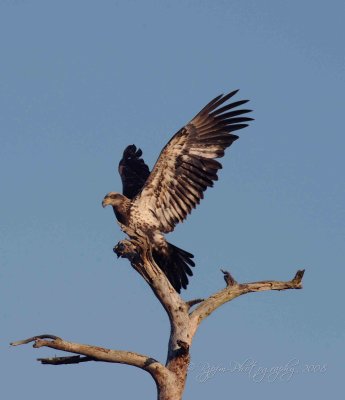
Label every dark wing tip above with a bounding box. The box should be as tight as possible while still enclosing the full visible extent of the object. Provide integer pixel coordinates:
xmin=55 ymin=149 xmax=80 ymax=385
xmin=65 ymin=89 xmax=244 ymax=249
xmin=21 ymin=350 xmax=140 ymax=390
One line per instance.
xmin=125 ymin=144 xmax=136 ymax=152
xmin=121 ymin=144 xmax=145 ymax=162
xmin=118 ymin=144 xmax=150 ymax=199
xmin=222 ymin=89 xmax=240 ymax=101
xmin=230 ymin=124 xmax=249 ymax=132
xmin=203 ymin=90 xmax=240 ymax=113
xmin=136 ymin=148 xmax=143 ymax=157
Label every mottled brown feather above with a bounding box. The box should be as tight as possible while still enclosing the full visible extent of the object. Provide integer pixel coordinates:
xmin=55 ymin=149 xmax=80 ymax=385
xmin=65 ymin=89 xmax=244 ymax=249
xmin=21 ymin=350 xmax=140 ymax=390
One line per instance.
xmin=133 ymin=91 xmax=253 ymax=233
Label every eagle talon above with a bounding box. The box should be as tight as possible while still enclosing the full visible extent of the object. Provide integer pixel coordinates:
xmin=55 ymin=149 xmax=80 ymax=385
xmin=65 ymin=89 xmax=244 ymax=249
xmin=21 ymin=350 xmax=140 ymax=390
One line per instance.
xmin=113 ymin=243 xmax=124 ymax=257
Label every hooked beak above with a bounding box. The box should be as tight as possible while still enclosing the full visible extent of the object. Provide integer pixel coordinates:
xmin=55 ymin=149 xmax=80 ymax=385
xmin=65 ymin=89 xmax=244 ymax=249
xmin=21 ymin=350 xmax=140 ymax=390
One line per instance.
xmin=102 ymin=197 xmax=112 ymax=208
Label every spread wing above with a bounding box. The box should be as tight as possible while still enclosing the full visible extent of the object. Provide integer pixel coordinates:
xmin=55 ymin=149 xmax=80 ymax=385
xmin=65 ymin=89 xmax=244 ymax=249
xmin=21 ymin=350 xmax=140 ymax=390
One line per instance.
xmin=118 ymin=144 xmax=150 ymax=199
xmin=133 ymin=90 xmax=253 ymax=233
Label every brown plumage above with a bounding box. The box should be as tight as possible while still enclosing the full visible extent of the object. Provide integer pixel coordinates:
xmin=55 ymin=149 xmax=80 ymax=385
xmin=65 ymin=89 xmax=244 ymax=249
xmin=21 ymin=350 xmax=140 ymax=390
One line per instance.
xmin=103 ymin=90 xmax=253 ymax=292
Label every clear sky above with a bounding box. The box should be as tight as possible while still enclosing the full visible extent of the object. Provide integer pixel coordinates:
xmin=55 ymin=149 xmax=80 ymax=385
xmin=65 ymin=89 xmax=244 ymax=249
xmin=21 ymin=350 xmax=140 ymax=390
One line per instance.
xmin=1 ymin=1 xmax=344 ymax=399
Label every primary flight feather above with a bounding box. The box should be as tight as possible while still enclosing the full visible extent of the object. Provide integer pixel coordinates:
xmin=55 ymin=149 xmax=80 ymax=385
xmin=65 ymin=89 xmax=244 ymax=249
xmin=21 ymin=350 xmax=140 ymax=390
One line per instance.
xmin=103 ymin=90 xmax=253 ymax=292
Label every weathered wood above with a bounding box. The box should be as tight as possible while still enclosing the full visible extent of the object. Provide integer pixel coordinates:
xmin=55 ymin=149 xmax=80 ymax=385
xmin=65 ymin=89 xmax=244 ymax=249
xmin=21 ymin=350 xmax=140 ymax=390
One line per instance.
xmin=11 ymin=238 xmax=305 ymax=400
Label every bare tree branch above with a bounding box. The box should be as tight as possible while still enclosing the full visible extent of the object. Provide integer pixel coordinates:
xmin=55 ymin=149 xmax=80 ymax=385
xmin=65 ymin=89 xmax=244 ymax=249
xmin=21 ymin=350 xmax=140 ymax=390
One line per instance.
xmin=112 ymin=239 xmax=306 ymax=399
xmin=115 ymin=237 xmax=194 ymax=398
xmin=10 ymin=334 xmax=171 ymax=387
xmin=221 ymin=269 xmax=237 ymax=286
xmin=115 ymin=238 xmax=191 ymax=353
xmin=189 ymin=269 xmax=305 ymax=334
xmin=37 ymin=355 xmax=95 ymax=365
xmin=11 ymin=334 xmax=61 ymax=346
xmin=186 ymin=298 xmax=204 ymax=309
xmin=11 ymin=237 xmax=305 ymax=400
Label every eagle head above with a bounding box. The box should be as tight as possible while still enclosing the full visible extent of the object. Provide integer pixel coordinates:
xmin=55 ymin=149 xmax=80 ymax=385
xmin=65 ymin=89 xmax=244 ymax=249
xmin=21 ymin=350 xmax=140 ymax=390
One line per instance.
xmin=102 ymin=192 xmax=126 ymax=208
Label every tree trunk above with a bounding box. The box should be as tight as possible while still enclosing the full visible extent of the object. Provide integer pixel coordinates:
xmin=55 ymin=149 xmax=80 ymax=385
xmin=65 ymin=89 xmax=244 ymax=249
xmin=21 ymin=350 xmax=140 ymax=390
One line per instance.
xmin=11 ymin=237 xmax=304 ymax=399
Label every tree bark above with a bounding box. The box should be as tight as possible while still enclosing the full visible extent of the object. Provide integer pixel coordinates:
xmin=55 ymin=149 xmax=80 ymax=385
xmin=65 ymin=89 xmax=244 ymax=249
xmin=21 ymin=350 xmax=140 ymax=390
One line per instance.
xmin=11 ymin=236 xmax=305 ymax=400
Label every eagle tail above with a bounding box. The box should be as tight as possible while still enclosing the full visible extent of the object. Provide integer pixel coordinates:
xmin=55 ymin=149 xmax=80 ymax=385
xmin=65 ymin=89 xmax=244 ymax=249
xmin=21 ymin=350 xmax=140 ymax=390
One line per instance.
xmin=152 ymin=242 xmax=195 ymax=293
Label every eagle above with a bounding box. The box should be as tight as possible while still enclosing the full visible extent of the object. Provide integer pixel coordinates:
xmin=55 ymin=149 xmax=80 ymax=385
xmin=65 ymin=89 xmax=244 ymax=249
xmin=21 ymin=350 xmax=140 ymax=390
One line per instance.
xmin=102 ymin=90 xmax=253 ymax=292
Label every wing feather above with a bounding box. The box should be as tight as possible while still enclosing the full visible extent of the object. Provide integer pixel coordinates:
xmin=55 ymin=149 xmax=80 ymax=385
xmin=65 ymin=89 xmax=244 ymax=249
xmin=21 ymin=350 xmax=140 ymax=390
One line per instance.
xmin=118 ymin=145 xmax=150 ymax=199
xmin=133 ymin=91 xmax=253 ymax=233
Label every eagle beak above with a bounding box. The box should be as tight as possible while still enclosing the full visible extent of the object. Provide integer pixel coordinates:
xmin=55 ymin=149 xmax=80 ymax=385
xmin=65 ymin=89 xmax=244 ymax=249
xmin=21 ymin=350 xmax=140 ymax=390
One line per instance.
xmin=102 ymin=197 xmax=111 ymax=208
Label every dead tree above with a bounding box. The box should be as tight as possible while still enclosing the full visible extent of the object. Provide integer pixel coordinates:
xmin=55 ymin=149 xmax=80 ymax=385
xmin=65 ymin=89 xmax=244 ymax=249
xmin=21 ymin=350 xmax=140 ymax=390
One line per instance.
xmin=11 ymin=234 xmax=304 ymax=400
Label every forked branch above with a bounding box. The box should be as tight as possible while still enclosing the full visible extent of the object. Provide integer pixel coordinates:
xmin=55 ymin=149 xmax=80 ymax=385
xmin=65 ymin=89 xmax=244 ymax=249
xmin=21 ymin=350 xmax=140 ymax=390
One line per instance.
xmin=11 ymin=238 xmax=305 ymax=400
xmin=189 ymin=269 xmax=305 ymax=334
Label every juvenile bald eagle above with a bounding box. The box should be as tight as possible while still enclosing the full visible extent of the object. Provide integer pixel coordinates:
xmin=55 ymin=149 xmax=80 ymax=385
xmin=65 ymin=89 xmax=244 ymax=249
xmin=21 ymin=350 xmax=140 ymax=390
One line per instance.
xmin=103 ymin=90 xmax=253 ymax=292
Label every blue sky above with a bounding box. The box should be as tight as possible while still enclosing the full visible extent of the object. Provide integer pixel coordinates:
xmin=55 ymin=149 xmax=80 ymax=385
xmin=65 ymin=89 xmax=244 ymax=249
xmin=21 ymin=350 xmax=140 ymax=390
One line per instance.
xmin=1 ymin=1 xmax=344 ymax=398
